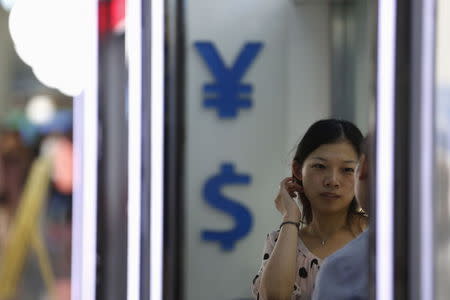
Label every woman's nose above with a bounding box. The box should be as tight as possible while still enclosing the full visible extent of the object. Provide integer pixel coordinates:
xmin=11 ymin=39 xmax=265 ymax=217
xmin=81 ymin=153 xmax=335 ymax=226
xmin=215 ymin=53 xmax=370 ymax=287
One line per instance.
xmin=324 ymin=171 xmax=340 ymax=188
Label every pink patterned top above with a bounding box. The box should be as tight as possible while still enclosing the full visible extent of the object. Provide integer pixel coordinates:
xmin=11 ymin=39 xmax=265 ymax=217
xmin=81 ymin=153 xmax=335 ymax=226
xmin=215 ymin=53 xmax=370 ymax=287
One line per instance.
xmin=251 ymin=230 xmax=322 ymax=300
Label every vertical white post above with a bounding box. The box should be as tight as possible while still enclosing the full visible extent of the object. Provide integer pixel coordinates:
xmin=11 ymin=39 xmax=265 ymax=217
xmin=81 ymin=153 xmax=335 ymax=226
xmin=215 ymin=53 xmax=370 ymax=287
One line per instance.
xmin=150 ymin=0 xmax=165 ymax=299
xmin=126 ymin=0 xmax=143 ymax=298
xmin=412 ymin=0 xmax=435 ymax=299
xmin=71 ymin=0 xmax=98 ymax=298
xmin=376 ymin=1 xmax=397 ymax=300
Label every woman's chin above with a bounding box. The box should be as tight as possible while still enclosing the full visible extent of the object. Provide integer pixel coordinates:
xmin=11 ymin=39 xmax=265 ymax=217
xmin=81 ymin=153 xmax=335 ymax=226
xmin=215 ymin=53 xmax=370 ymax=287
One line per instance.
xmin=313 ymin=204 xmax=350 ymax=216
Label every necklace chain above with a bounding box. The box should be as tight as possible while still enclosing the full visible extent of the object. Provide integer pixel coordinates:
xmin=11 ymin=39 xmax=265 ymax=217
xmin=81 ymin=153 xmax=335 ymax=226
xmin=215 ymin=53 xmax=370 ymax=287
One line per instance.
xmin=310 ymin=224 xmax=347 ymax=246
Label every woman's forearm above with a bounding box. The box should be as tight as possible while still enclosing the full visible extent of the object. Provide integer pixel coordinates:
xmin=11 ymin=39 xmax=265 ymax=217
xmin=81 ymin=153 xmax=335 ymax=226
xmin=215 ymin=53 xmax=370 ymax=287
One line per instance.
xmin=260 ymin=220 xmax=298 ymax=300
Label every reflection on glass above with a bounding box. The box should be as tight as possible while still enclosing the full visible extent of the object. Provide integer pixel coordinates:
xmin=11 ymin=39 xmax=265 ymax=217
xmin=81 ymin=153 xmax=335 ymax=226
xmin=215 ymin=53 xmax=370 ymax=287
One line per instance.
xmin=181 ymin=0 xmax=374 ymax=299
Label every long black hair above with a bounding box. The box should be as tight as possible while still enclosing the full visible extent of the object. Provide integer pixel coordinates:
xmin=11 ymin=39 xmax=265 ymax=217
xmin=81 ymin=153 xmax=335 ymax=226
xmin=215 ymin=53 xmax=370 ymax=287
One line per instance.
xmin=293 ymin=119 xmax=364 ymax=225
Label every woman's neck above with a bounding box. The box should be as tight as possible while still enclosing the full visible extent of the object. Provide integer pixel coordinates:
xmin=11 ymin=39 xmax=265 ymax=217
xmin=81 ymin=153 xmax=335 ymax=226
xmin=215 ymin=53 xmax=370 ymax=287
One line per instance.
xmin=309 ymin=210 xmax=348 ymax=238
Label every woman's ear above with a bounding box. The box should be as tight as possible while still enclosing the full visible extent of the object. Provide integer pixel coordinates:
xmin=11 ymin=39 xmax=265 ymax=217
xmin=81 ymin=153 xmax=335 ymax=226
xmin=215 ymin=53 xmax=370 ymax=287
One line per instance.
xmin=292 ymin=161 xmax=302 ymax=183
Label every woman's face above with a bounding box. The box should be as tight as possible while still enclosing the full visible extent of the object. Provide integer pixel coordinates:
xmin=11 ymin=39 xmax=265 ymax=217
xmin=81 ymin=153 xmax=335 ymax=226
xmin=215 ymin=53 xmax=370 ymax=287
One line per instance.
xmin=298 ymin=141 xmax=359 ymax=216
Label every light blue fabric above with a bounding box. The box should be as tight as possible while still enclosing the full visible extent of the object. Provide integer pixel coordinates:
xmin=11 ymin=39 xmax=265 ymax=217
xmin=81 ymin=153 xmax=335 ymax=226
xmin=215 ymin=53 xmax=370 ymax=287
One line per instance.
xmin=312 ymin=230 xmax=369 ymax=300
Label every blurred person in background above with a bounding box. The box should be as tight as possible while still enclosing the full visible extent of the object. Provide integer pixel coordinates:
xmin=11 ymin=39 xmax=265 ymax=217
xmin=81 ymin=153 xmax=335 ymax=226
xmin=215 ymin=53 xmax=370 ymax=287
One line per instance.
xmin=0 ymin=123 xmax=72 ymax=300
xmin=0 ymin=129 xmax=34 ymax=249
xmin=43 ymin=132 xmax=73 ymax=300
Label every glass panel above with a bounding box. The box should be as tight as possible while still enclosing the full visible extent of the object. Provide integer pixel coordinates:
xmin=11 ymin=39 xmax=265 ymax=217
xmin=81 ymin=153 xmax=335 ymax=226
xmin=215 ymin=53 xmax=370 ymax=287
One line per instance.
xmin=0 ymin=4 xmax=73 ymax=300
xmin=181 ymin=0 xmax=376 ymax=299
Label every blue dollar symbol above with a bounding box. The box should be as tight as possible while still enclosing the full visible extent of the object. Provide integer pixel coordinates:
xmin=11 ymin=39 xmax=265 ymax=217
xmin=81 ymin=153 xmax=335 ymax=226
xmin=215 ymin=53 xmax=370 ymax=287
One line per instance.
xmin=202 ymin=163 xmax=253 ymax=251
xmin=194 ymin=41 xmax=264 ymax=119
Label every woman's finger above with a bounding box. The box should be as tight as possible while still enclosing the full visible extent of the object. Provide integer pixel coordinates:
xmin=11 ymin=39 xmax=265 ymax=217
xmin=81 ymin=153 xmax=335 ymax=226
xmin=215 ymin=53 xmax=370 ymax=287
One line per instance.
xmin=286 ymin=182 xmax=303 ymax=193
xmin=280 ymin=177 xmax=293 ymax=187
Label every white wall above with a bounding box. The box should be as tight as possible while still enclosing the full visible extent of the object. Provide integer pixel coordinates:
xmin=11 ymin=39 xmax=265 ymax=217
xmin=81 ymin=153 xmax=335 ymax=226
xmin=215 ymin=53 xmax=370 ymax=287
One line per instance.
xmin=184 ymin=1 xmax=330 ymax=299
xmin=353 ymin=0 xmax=374 ymax=134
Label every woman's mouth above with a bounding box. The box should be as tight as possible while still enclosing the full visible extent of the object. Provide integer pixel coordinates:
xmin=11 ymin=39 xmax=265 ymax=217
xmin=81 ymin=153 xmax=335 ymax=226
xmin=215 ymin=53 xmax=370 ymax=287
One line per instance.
xmin=320 ymin=192 xmax=340 ymax=199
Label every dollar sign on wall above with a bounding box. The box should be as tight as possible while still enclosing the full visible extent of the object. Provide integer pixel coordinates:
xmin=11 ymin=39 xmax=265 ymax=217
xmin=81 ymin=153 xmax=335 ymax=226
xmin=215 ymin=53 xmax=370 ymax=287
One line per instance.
xmin=202 ymin=163 xmax=253 ymax=251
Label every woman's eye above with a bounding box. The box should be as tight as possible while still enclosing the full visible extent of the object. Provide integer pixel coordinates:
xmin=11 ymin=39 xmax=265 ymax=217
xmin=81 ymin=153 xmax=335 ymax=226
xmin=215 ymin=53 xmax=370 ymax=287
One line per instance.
xmin=312 ymin=164 xmax=325 ymax=169
xmin=344 ymin=168 xmax=355 ymax=173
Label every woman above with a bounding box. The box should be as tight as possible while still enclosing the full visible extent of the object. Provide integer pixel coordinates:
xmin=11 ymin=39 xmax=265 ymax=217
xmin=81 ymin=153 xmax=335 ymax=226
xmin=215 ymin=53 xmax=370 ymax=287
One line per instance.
xmin=251 ymin=119 xmax=368 ymax=300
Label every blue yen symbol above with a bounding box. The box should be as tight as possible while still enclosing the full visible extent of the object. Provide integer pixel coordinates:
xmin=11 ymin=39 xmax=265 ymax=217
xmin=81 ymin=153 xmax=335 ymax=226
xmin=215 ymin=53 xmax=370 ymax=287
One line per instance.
xmin=194 ymin=42 xmax=264 ymax=119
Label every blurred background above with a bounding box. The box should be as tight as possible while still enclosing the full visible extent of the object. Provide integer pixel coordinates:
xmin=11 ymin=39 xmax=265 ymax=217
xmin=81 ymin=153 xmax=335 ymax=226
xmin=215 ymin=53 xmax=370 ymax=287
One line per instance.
xmin=0 ymin=1 xmax=73 ymax=300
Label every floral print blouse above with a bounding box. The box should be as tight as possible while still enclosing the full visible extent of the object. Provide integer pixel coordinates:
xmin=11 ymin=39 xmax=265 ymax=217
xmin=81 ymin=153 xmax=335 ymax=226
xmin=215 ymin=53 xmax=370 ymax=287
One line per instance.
xmin=251 ymin=230 xmax=322 ymax=300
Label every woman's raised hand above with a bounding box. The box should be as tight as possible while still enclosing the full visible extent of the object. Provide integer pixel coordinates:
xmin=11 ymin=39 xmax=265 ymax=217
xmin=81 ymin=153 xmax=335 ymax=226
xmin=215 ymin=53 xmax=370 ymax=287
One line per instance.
xmin=275 ymin=177 xmax=302 ymax=221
